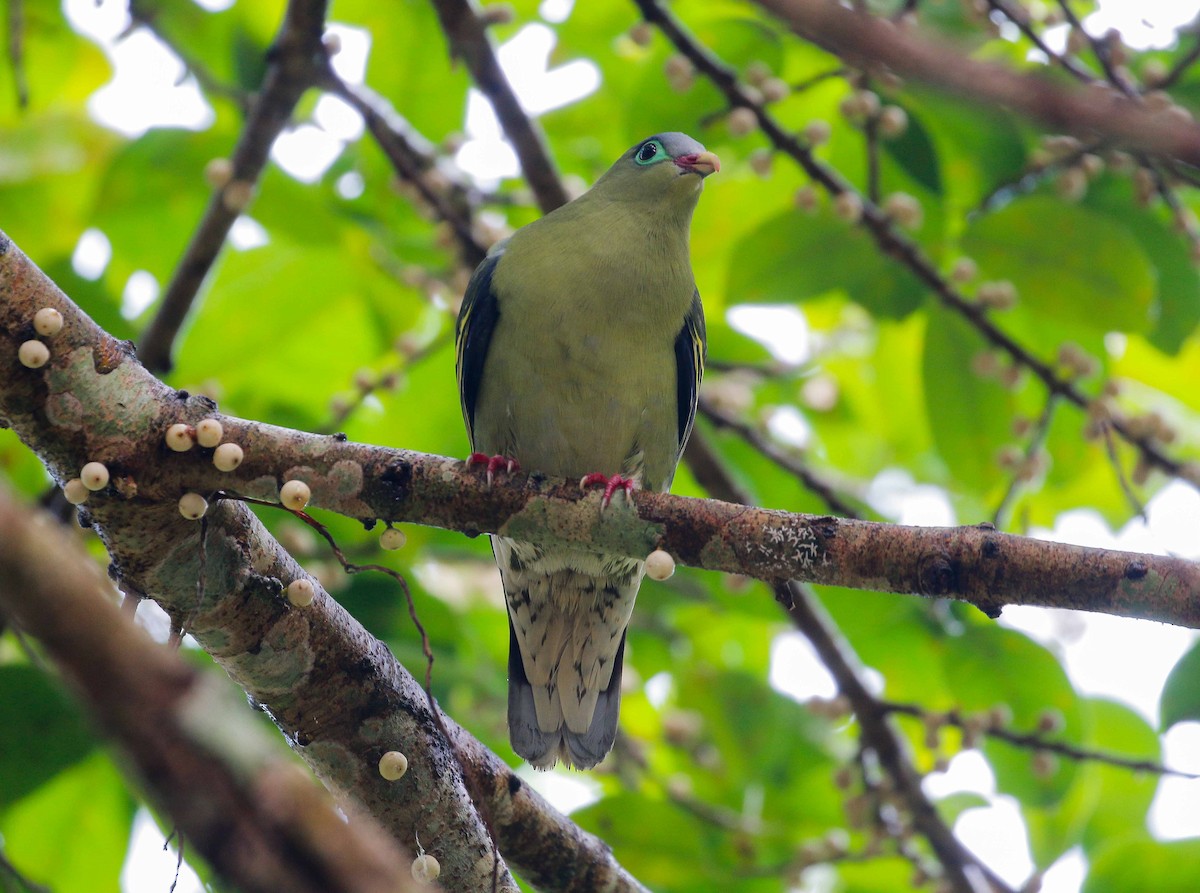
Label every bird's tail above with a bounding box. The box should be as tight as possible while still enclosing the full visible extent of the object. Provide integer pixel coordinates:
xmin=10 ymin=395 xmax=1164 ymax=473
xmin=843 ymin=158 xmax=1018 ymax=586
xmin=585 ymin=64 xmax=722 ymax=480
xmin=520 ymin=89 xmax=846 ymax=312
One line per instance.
xmin=507 ymin=617 xmax=627 ymax=769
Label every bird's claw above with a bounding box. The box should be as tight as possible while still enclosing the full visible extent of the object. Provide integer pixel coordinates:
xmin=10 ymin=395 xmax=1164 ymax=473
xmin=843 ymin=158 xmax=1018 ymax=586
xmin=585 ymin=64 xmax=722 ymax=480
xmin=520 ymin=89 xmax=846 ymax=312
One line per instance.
xmin=467 ymin=452 xmax=520 ymax=486
xmin=580 ymin=473 xmax=638 ymax=509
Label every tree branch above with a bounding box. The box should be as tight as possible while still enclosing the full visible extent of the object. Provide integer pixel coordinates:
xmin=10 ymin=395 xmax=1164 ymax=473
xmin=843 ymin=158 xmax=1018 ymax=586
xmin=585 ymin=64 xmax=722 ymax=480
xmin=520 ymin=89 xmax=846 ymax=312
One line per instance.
xmin=0 ymin=486 xmax=424 ymax=893
xmin=0 ymin=231 xmax=650 ymax=893
xmin=323 ymin=73 xmax=489 ymax=268
xmin=3 ymin=230 xmax=1198 ymax=630
xmin=753 ymin=0 xmax=1200 ymax=162
xmin=427 ymin=0 xmax=569 ymax=214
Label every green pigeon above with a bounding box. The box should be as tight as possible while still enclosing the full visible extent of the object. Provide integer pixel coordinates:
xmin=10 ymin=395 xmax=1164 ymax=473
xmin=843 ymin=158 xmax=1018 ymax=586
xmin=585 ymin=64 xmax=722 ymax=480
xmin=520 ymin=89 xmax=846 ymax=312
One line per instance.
xmin=455 ymin=133 xmax=718 ymax=769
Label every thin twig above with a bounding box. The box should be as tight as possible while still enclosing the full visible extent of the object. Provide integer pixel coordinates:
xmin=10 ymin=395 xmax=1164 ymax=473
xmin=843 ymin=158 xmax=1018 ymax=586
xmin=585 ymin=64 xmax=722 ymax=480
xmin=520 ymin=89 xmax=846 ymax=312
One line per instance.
xmin=1052 ymin=0 xmax=1137 ymax=97
xmin=992 ymin=396 xmax=1058 ymax=528
xmin=427 ymin=0 xmax=569 ymax=213
xmin=138 ymin=0 xmax=332 ymax=373
xmin=324 ymin=75 xmax=488 ymax=267
xmin=6 ymin=0 xmax=28 ymax=108
xmin=984 ymin=0 xmax=1094 ymax=83
xmin=699 ymin=397 xmax=866 ymax=519
xmin=883 ymin=700 xmax=1199 ymax=778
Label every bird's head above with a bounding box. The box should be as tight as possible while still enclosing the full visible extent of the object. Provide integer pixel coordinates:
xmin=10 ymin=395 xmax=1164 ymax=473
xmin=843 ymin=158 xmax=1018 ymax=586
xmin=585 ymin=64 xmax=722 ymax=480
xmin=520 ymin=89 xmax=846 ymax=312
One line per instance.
xmin=592 ymin=132 xmax=720 ymax=211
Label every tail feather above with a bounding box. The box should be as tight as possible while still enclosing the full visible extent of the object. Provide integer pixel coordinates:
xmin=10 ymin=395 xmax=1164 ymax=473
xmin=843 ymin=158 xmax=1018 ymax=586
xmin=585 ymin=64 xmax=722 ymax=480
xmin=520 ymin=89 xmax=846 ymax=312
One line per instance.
xmin=508 ymin=615 xmax=626 ymax=770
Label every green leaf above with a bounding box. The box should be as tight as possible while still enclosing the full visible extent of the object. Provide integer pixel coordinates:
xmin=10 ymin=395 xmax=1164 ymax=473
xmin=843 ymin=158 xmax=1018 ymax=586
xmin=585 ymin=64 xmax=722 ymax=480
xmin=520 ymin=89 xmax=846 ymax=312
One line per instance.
xmin=728 ymin=210 xmax=926 ymax=318
xmin=922 ymin=306 xmax=1015 ymax=486
xmin=1083 ymin=838 xmax=1200 ymax=893
xmin=961 ymin=196 xmax=1156 ymax=333
xmin=1084 ymin=176 xmax=1200 ymax=355
xmin=881 ymin=103 xmax=943 ymax=195
xmin=0 ymin=666 xmax=97 ymax=807
xmin=905 ymin=90 xmax=1027 ymax=211
xmin=1160 ymin=639 xmax=1200 ymax=730
xmin=0 ymin=753 xmax=134 ymax=893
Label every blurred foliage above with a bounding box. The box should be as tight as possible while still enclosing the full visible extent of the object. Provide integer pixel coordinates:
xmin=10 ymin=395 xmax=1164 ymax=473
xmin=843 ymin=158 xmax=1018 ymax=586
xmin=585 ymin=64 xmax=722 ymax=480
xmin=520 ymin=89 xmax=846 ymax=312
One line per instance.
xmin=1 ymin=1 xmax=1199 ymax=891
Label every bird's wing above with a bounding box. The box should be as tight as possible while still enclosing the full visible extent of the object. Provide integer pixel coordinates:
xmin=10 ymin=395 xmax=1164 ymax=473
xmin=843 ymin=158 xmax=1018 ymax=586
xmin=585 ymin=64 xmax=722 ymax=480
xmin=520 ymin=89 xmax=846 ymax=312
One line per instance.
xmin=673 ymin=289 xmax=707 ymax=459
xmin=455 ymin=248 xmax=505 ymax=446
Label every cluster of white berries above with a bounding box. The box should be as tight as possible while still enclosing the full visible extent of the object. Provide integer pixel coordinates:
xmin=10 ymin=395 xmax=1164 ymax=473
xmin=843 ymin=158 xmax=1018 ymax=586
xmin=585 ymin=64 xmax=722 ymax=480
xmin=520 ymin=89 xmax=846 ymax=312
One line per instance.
xmin=18 ymin=307 xmax=64 ymax=370
xmin=165 ymin=418 xmax=245 ymax=520
xmin=63 ymin=460 xmax=109 ymax=505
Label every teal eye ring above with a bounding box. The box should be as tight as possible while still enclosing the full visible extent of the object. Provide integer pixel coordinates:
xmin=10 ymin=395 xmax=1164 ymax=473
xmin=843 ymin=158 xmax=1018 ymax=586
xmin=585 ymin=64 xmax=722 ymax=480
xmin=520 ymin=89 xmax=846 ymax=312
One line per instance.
xmin=635 ymin=139 xmax=666 ymax=165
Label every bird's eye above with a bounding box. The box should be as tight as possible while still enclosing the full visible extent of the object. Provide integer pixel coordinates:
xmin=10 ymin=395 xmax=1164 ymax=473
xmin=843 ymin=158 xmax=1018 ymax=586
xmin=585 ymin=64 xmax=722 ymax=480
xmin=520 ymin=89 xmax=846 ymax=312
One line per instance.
xmin=635 ymin=141 xmax=662 ymax=165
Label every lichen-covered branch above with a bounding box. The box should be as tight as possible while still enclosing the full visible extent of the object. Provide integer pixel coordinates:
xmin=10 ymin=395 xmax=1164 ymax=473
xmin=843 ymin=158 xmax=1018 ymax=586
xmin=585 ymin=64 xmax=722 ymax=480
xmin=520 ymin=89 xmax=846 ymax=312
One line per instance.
xmin=0 ymin=231 xmax=652 ymax=893
xmin=0 ymin=486 xmax=423 ymax=893
xmin=3 ymin=230 xmax=1197 ymax=629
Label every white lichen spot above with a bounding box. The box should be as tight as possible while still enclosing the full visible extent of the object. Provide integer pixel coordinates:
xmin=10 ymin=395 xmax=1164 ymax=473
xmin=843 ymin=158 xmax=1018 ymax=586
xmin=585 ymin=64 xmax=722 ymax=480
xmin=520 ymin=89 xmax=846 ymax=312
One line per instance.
xmin=178 ymin=492 xmax=208 ymax=520
xmin=328 ymin=459 xmax=365 ymax=496
xmin=80 ymin=461 xmax=110 ymax=491
xmin=760 ymin=521 xmax=829 ymax=572
xmin=378 ymin=750 xmax=408 ymax=780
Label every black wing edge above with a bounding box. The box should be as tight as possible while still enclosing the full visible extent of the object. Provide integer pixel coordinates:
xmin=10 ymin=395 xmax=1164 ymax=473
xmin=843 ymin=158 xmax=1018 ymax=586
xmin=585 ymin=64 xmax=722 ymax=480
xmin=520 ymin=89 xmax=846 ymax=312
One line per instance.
xmin=455 ymin=250 xmax=504 ymax=444
xmin=673 ymin=290 xmax=707 ymax=457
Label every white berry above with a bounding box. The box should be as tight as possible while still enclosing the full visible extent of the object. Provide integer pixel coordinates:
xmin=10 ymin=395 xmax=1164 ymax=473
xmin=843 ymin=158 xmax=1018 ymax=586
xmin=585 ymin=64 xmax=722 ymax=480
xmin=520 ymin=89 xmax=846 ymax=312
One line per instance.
xmin=33 ymin=307 xmax=64 ymax=336
xmin=213 ymin=442 xmax=244 ymax=472
xmin=222 ymin=180 xmax=254 ymax=213
xmin=80 ymin=462 xmax=110 ymax=491
xmin=178 ymin=492 xmax=208 ymax=520
xmin=63 ymin=479 xmax=89 ymax=505
xmin=18 ymin=340 xmax=49 ymax=368
xmin=286 ymin=578 xmax=316 ymax=607
xmin=411 ymin=854 xmax=440 ymax=884
xmin=195 ymin=418 xmax=223 ymax=447
xmin=280 ymin=480 xmax=312 ymax=511
xmin=380 ymin=527 xmax=407 ymax=551
xmin=727 ymin=106 xmax=757 ymax=136
xmin=883 ymin=192 xmax=923 ymax=229
xmin=204 ymin=157 xmax=233 ymax=188
xmin=378 ymin=750 xmax=409 ymax=780
xmin=834 ymin=191 xmax=863 ymax=223
xmin=165 ymin=423 xmax=195 ymax=452
xmin=646 ymin=549 xmax=676 ymax=581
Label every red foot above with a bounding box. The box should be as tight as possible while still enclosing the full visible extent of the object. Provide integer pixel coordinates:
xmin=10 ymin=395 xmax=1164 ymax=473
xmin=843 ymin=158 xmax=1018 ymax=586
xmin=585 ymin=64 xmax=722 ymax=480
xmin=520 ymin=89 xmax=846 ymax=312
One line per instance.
xmin=467 ymin=452 xmax=520 ymax=486
xmin=580 ymin=473 xmax=638 ymax=509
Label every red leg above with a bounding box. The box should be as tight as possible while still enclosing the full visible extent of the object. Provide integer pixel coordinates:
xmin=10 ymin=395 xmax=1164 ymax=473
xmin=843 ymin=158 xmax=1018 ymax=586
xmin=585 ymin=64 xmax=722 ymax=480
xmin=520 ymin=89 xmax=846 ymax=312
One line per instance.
xmin=580 ymin=473 xmax=638 ymax=509
xmin=467 ymin=452 xmax=520 ymax=486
